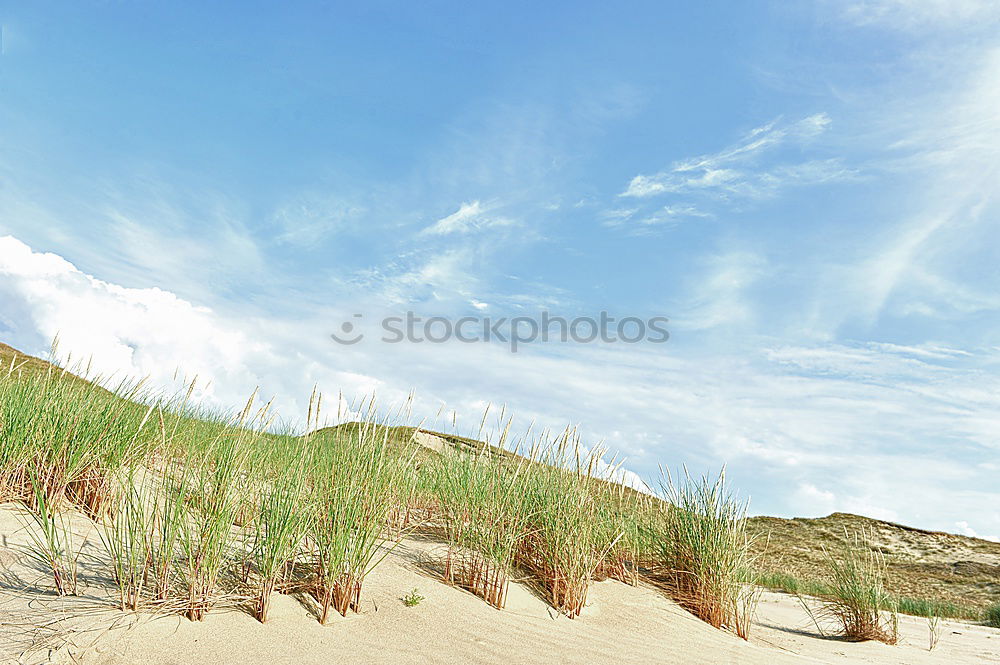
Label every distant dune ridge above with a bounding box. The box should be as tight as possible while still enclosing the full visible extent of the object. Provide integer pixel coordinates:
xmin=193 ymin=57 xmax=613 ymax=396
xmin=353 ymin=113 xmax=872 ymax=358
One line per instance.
xmin=751 ymin=512 xmax=1000 ymax=616
xmin=0 ymin=340 xmax=997 ymax=664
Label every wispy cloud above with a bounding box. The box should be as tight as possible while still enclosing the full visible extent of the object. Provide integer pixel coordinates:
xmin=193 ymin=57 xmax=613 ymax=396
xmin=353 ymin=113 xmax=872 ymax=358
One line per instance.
xmin=271 ymin=195 xmax=366 ymax=247
xmin=420 ymin=200 xmax=515 ymax=236
xmin=807 ymin=48 xmax=1000 ymax=334
xmin=378 ymin=248 xmax=482 ymax=306
xmin=600 ymin=204 xmax=711 ymax=231
xmin=639 ymin=205 xmax=713 ymax=226
xmin=675 ymin=250 xmax=768 ymax=331
xmin=839 ymin=0 xmax=1000 ymax=31
xmin=620 ymin=113 xmax=852 ymax=200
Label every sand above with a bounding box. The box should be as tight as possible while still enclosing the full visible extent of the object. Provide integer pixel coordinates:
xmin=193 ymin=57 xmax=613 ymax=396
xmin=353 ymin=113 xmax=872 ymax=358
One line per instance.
xmin=1 ymin=506 xmax=998 ymax=665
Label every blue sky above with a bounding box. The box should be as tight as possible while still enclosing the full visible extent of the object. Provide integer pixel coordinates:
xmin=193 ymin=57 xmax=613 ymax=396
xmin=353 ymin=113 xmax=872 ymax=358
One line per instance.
xmin=1 ymin=1 xmax=999 ymax=537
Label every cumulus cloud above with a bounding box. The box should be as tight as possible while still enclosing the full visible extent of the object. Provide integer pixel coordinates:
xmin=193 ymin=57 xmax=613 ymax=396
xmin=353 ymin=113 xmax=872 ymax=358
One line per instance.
xmin=955 ymin=520 xmax=1000 ymax=542
xmin=0 ymin=235 xmax=380 ymax=418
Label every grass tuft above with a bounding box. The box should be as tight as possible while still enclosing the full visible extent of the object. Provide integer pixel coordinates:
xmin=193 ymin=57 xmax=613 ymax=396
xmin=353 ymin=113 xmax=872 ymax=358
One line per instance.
xmin=986 ymin=602 xmax=1000 ymax=628
xmin=652 ymin=468 xmax=759 ymax=639
xmin=815 ymin=528 xmax=898 ymax=644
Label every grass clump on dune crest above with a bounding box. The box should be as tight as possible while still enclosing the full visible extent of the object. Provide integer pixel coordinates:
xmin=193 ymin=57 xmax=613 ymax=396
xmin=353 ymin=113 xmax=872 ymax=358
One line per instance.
xmin=516 ymin=430 xmax=623 ymax=618
xmin=308 ymin=395 xmax=413 ymax=623
xmin=433 ymin=440 xmax=529 ymax=609
xmin=653 ymin=469 xmax=759 ymax=639
xmin=0 ymin=352 xmax=158 ymax=515
xmin=178 ymin=394 xmax=266 ymax=620
xmin=755 ymin=571 xmax=983 ymax=621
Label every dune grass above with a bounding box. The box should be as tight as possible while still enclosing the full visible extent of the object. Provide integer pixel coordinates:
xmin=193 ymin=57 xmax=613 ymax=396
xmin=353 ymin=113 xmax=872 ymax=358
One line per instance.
xmin=651 ymin=469 xmax=759 ymax=639
xmin=0 ymin=354 xmax=777 ymax=632
xmin=811 ymin=528 xmax=899 ymax=644
xmin=308 ymin=396 xmax=414 ymax=622
xmin=986 ymin=602 xmax=1000 ymax=628
xmin=20 ymin=475 xmax=82 ymax=596
xmin=515 ymin=431 xmax=626 ymax=618
xmin=433 ymin=446 xmax=528 ymax=609
xmin=755 ymin=571 xmax=982 ymax=621
xmin=594 ymin=477 xmax=656 ymax=586
xmin=10 ymin=342 xmax=975 ymax=643
xmin=0 ymin=357 xmax=158 ymax=514
xmin=99 ymin=469 xmax=155 ymax=609
xmin=247 ymin=440 xmax=311 ymax=622
xmin=755 ymin=571 xmax=831 ymax=598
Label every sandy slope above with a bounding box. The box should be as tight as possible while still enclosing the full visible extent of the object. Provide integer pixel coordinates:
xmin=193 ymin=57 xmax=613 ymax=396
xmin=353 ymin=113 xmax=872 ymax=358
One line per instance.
xmin=1 ymin=507 xmax=998 ymax=665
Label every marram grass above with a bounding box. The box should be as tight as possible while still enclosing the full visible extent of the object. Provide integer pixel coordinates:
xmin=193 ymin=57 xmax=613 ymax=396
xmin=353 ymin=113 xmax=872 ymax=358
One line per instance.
xmin=0 ymin=345 xmax=844 ymax=640
xmin=651 ymin=468 xmax=759 ymax=639
xmin=814 ymin=528 xmax=899 ymax=644
xmin=985 ymin=602 xmax=1000 ymax=628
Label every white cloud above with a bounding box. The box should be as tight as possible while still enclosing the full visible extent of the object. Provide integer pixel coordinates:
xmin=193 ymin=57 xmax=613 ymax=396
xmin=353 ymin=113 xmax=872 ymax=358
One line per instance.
xmin=598 ymin=207 xmax=638 ymax=227
xmin=0 ymin=235 xmax=379 ymax=418
xmin=368 ymin=249 xmax=482 ymax=307
xmin=420 ymin=201 xmax=515 ymax=235
xmin=0 ymin=172 xmax=268 ymax=307
xmin=638 ymin=205 xmax=712 ymax=226
xmin=601 ymin=204 xmax=711 ymax=231
xmin=621 ymin=113 xmax=848 ymax=200
xmin=793 ymin=483 xmax=836 ymax=513
xmin=955 ymin=521 xmax=1000 ymax=542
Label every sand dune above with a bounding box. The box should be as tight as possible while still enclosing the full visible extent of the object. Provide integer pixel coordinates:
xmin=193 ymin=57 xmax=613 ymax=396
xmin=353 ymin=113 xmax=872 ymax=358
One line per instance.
xmin=2 ymin=507 xmax=997 ymax=665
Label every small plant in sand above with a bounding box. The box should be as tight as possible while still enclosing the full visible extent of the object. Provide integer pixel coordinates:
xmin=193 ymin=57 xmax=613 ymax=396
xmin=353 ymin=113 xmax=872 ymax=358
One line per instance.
xmin=99 ymin=470 xmax=156 ymax=610
xmin=927 ymin=615 xmax=941 ymax=651
xmin=815 ymin=528 xmax=898 ymax=644
xmin=402 ymin=588 xmax=424 ymax=607
xmin=148 ymin=458 xmax=192 ymax=603
xmin=653 ymin=468 xmax=759 ymax=640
